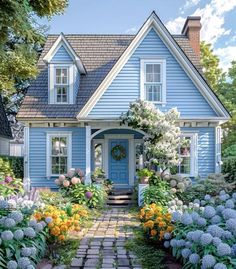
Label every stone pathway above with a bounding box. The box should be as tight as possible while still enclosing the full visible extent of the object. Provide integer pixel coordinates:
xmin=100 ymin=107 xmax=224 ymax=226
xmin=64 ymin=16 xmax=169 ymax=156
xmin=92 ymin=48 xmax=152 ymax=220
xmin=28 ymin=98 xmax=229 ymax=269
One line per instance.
xmin=70 ymin=208 xmax=142 ymax=269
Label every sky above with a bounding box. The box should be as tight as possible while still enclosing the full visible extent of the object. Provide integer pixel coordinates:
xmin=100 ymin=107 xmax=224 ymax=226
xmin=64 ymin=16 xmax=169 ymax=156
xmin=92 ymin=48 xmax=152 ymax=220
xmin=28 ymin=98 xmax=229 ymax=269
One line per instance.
xmin=40 ymin=0 xmax=236 ymax=72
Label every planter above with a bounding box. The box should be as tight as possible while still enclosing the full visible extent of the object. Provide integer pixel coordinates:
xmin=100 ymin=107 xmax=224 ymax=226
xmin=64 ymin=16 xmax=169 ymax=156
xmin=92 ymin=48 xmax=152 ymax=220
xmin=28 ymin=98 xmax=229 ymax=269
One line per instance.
xmin=138 ymin=183 xmax=149 ymax=207
xmin=140 ymin=176 xmax=149 ymax=184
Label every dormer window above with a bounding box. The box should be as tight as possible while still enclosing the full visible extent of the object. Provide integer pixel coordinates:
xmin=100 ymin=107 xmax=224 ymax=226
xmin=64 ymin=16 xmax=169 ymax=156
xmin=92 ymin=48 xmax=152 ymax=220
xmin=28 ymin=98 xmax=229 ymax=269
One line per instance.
xmin=55 ymin=67 xmax=69 ymax=103
xmin=140 ymin=59 xmax=166 ymax=104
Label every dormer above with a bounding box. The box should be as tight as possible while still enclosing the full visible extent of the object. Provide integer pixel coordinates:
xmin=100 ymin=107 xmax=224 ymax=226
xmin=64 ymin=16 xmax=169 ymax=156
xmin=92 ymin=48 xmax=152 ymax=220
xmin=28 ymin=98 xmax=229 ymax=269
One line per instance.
xmin=43 ymin=33 xmax=86 ymax=104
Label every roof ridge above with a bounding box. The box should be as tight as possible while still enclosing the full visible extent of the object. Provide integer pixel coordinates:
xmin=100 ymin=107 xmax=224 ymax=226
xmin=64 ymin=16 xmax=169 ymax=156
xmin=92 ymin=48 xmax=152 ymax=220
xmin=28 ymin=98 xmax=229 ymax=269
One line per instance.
xmin=47 ymin=34 xmax=136 ymax=37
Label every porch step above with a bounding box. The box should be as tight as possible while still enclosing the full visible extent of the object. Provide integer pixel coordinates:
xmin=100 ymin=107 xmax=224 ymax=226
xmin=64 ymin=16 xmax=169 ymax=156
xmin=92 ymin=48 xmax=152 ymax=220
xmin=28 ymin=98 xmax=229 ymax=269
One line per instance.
xmin=107 ymin=188 xmax=134 ymax=207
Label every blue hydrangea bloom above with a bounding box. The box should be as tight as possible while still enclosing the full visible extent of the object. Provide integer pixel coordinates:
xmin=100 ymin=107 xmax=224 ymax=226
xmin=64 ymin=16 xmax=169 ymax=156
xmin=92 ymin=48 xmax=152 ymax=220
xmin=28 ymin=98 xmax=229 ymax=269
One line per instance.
xmin=191 ymin=212 xmax=200 ymax=222
xmin=211 ymin=215 xmax=221 ymax=224
xmin=219 ymin=190 xmax=226 ymax=196
xmin=172 ymin=211 xmax=181 ymax=222
xmin=4 ymin=218 xmax=16 ymax=228
xmin=21 ymin=247 xmax=32 ymax=257
xmin=185 ymin=241 xmax=193 ymax=248
xmin=1 ymin=230 xmax=13 ymax=241
xmin=191 ymin=230 xmax=204 ymax=242
xmin=35 ymin=223 xmax=43 ymax=232
xmin=30 ymin=247 xmax=37 ymax=256
xmin=18 ymin=257 xmax=31 ymax=269
xmin=193 ymin=199 xmax=200 ymax=205
xmin=231 ymin=244 xmax=236 ymax=256
xmin=170 ymin=239 xmax=178 ymax=247
xmin=8 ymin=211 xmax=23 ymax=223
xmin=181 ymin=248 xmax=192 ymax=258
xmin=189 ymin=253 xmax=200 ymax=264
xmin=219 ymin=195 xmax=228 ymax=201
xmin=186 ymin=231 xmax=194 ymax=241
xmin=216 ymin=205 xmax=225 ymax=213
xmin=176 ymin=239 xmax=186 ymax=247
xmin=204 ymin=195 xmax=211 ymax=201
xmin=222 ymin=208 xmax=236 ymax=220
xmin=202 ymin=255 xmax=216 ymax=268
xmin=232 ymin=193 xmax=236 ymax=200
xmin=0 ymin=200 xmax=8 ymax=209
xmin=207 ymin=225 xmax=224 ymax=238
xmin=201 ymin=200 xmax=206 ymax=206
xmin=212 ymin=237 xmax=222 ymax=246
xmin=13 ymin=229 xmax=24 ymax=240
xmin=217 ymin=243 xmax=231 ymax=256
xmin=164 ymin=241 xmax=170 ymax=248
xmin=45 ymin=217 xmax=52 ymax=224
xmin=197 ymin=217 xmax=207 ymax=226
xmin=226 ymin=218 xmax=236 ymax=232
xmin=28 ymin=220 xmax=37 ymax=227
xmin=26 ymin=265 xmax=35 ymax=269
xmin=200 ymin=233 xmax=213 ymax=246
xmin=204 ymin=206 xmax=216 ymax=219
xmin=223 ymin=231 xmax=233 ymax=240
xmin=181 ymin=213 xmax=193 ymax=225
xmin=225 ymin=199 xmax=234 ymax=209
xmin=7 ymin=261 xmax=18 ymax=269
xmin=214 ymin=263 xmax=227 ymax=269
xmin=24 ymin=227 xmax=36 ymax=238
xmin=164 ymin=232 xmax=171 ymax=240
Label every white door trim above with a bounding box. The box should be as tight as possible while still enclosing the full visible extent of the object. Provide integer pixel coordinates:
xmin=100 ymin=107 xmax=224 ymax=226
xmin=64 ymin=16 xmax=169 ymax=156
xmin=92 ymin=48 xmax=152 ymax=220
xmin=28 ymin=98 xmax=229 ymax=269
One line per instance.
xmin=104 ymin=134 xmax=135 ymax=186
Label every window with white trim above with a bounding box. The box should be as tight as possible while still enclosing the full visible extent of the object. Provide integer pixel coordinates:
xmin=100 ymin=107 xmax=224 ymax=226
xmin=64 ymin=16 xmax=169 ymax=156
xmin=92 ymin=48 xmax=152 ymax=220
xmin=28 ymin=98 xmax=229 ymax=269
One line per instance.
xmin=177 ymin=133 xmax=198 ymax=177
xmin=140 ymin=59 xmax=166 ymax=103
xmin=55 ymin=67 xmax=69 ymax=103
xmin=47 ymin=132 xmax=72 ymax=176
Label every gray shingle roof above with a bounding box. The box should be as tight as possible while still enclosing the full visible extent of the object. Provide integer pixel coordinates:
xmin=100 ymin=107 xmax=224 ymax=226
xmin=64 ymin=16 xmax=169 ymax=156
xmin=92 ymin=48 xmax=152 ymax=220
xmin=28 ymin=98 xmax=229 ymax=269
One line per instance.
xmin=0 ymin=95 xmax=12 ymax=139
xmin=18 ymin=34 xmax=202 ymax=119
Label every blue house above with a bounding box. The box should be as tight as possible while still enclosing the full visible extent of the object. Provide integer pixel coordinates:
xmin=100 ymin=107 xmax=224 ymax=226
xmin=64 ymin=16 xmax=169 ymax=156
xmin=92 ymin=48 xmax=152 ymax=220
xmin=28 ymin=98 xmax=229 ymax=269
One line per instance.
xmin=17 ymin=12 xmax=230 ymax=189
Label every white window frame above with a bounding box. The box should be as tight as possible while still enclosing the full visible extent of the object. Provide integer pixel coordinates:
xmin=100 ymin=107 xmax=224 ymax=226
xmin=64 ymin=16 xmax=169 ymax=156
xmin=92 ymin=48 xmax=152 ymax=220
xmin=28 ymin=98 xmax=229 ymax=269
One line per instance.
xmin=140 ymin=59 xmax=166 ymax=104
xmin=46 ymin=131 xmax=72 ymax=177
xmin=54 ymin=67 xmax=69 ymax=104
xmin=48 ymin=63 xmax=74 ymax=104
xmin=178 ymin=133 xmax=198 ymax=177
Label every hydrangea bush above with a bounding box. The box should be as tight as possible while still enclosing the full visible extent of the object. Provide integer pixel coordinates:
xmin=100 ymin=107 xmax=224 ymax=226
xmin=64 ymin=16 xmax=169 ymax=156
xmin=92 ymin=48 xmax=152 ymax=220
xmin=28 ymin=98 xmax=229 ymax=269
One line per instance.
xmin=165 ymin=191 xmax=236 ymax=269
xmin=0 ymin=199 xmax=47 ymax=269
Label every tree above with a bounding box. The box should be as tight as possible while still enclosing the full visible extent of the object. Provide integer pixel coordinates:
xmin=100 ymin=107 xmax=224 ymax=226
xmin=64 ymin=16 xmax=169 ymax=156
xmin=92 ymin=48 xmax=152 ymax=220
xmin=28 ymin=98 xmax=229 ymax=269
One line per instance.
xmin=200 ymin=41 xmax=225 ymax=94
xmin=0 ymin=0 xmax=69 ymax=113
xmin=121 ymin=100 xmax=181 ymax=172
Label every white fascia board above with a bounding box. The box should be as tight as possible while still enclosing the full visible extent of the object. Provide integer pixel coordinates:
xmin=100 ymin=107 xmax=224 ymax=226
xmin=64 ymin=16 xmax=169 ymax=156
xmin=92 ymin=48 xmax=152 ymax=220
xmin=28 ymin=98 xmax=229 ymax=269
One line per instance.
xmin=43 ymin=33 xmax=86 ymax=74
xmin=77 ymin=12 xmax=230 ymax=120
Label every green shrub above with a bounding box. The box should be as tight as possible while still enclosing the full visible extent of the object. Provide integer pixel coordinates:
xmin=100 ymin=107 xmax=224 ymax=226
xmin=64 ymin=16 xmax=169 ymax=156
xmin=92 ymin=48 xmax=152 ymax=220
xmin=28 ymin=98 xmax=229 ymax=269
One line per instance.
xmin=0 ymin=156 xmax=24 ymax=179
xmin=143 ymin=180 xmax=173 ymax=206
xmin=222 ymin=157 xmax=236 ymax=182
xmin=0 ymin=175 xmax=24 ymax=197
xmin=223 ymin=144 xmax=236 ymax=158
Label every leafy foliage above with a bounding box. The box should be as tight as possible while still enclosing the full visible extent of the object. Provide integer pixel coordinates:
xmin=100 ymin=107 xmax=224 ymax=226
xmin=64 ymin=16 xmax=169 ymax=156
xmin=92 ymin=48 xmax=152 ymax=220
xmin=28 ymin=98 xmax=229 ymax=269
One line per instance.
xmin=223 ymin=144 xmax=236 ymax=158
xmin=0 ymin=156 xmax=24 ymax=179
xmin=222 ymin=158 xmax=236 ymax=183
xmin=0 ymin=175 xmax=23 ymax=198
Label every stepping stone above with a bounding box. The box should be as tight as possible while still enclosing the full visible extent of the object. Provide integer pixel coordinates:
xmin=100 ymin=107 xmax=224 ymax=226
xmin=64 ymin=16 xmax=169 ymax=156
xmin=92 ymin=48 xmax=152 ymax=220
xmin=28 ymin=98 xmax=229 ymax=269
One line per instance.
xmin=71 ymin=257 xmax=83 ymax=267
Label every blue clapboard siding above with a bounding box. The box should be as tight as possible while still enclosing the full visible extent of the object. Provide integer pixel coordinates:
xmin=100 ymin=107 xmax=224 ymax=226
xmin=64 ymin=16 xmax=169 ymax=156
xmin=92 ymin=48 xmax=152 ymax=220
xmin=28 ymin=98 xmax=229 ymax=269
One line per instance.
xmin=29 ymin=127 xmax=86 ymax=188
xmin=181 ymin=127 xmax=215 ymax=178
xmin=51 ymin=45 xmax=73 ymax=63
xmin=89 ymin=28 xmax=217 ymax=118
xmin=93 ymin=129 xmax=144 ymax=139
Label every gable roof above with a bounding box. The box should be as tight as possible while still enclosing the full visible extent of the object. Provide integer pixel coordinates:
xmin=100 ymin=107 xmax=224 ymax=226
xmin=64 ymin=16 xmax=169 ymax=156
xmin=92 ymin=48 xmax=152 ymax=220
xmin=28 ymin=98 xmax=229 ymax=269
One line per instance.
xmin=0 ymin=95 xmax=12 ymax=139
xmin=43 ymin=33 xmax=86 ymax=74
xmin=17 ymin=11 xmax=229 ymax=120
xmin=77 ymin=11 xmax=230 ymax=119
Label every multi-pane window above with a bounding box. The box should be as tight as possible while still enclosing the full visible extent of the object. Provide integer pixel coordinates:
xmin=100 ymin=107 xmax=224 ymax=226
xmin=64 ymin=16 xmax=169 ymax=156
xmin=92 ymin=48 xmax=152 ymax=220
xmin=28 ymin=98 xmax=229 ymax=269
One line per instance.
xmin=178 ymin=137 xmax=191 ymax=175
xmin=51 ymin=136 xmax=68 ymax=175
xmin=144 ymin=63 xmax=162 ymax=102
xmin=55 ymin=68 xmax=69 ymax=103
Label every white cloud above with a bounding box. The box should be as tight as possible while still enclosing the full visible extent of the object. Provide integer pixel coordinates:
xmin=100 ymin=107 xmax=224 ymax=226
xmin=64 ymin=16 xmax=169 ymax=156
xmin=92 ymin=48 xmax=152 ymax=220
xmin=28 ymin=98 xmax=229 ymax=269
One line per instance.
xmin=166 ymin=0 xmax=236 ymax=45
xmin=214 ymin=46 xmax=236 ymax=72
xmin=180 ymin=0 xmax=201 ymax=14
xmin=125 ymin=27 xmax=137 ymax=34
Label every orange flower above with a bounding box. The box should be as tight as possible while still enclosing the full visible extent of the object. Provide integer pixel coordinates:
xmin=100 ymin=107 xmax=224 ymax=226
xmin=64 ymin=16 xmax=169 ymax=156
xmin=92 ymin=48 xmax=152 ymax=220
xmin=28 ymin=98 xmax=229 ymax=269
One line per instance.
xmin=158 ymin=221 xmax=166 ymax=228
xmin=58 ymin=234 xmax=65 ymax=241
xmin=150 ymin=229 xmax=157 ymax=236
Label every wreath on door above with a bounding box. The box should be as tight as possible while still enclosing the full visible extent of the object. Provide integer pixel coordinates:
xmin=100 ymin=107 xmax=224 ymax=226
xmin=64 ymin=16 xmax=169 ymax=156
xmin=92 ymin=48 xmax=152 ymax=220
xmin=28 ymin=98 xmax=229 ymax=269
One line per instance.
xmin=111 ymin=144 xmax=126 ymax=161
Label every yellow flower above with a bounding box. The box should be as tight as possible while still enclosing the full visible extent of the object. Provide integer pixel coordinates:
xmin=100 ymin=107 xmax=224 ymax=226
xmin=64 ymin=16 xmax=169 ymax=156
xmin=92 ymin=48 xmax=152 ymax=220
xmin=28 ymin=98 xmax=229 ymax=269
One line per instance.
xmin=144 ymin=220 xmax=154 ymax=229
xmin=158 ymin=221 xmax=166 ymax=228
xmin=150 ymin=229 xmax=157 ymax=236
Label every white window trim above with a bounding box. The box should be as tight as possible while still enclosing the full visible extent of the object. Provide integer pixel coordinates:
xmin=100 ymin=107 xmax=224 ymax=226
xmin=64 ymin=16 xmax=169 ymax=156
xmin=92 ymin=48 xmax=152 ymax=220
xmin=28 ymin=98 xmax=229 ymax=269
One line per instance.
xmin=48 ymin=63 xmax=74 ymax=104
xmin=92 ymin=139 xmax=105 ymax=171
xmin=178 ymin=132 xmax=198 ymax=177
xmin=140 ymin=58 xmax=166 ymax=104
xmin=46 ymin=131 xmax=72 ymax=177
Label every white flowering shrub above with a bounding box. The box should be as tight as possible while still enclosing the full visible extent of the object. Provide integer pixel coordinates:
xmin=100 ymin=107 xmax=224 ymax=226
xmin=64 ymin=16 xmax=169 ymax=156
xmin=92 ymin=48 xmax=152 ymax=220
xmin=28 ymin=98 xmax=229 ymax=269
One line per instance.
xmin=165 ymin=190 xmax=236 ymax=269
xmin=163 ymin=174 xmax=191 ymax=195
xmin=0 ymin=198 xmax=47 ymax=268
xmin=121 ymin=100 xmax=181 ymax=171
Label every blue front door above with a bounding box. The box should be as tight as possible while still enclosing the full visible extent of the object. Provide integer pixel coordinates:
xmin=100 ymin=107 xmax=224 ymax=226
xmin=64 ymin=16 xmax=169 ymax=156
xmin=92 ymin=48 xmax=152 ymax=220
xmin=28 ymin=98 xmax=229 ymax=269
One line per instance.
xmin=108 ymin=139 xmax=129 ymax=184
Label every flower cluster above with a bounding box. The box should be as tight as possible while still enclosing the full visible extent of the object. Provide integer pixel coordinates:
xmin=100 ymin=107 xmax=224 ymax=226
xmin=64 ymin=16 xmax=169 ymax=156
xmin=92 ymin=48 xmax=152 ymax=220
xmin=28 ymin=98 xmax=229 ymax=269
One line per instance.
xmin=54 ymin=168 xmax=84 ymax=188
xmin=0 ymin=200 xmax=46 ymax=268
xmin=34 ymin=204 xmax=88 ymax=242
xmin=140 ymin=203 xmax=174 ymax=241
xmin=0 ymin=174 xmax=24 ymax=198
xmin=163 ymin=174 xmax=191 ymax=194
xmin=165 ymin=190 xmax=236 ymax=268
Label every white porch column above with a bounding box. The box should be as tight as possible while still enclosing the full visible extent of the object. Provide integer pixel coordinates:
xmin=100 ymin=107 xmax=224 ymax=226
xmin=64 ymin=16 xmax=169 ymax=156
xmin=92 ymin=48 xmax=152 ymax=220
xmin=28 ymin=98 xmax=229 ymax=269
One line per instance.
xmin=23 ymin=126 xmax=30 ymax=192
xmin=85 ymin=125 xmax=91 ymax=184
xmin=215 ymin=126 xmax=222 ymax=173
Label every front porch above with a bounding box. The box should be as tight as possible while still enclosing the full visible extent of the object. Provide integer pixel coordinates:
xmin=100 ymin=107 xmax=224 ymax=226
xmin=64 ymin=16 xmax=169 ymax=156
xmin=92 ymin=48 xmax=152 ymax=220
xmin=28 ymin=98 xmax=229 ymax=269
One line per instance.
xmin=86 ymin=126 xmax=145 ymax=188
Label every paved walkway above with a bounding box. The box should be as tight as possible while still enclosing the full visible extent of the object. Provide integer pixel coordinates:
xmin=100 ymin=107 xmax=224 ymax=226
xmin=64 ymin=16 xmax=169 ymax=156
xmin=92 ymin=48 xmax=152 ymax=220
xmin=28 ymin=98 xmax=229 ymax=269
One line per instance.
xmin=70 ymin=208 xmax=142 ymax=269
